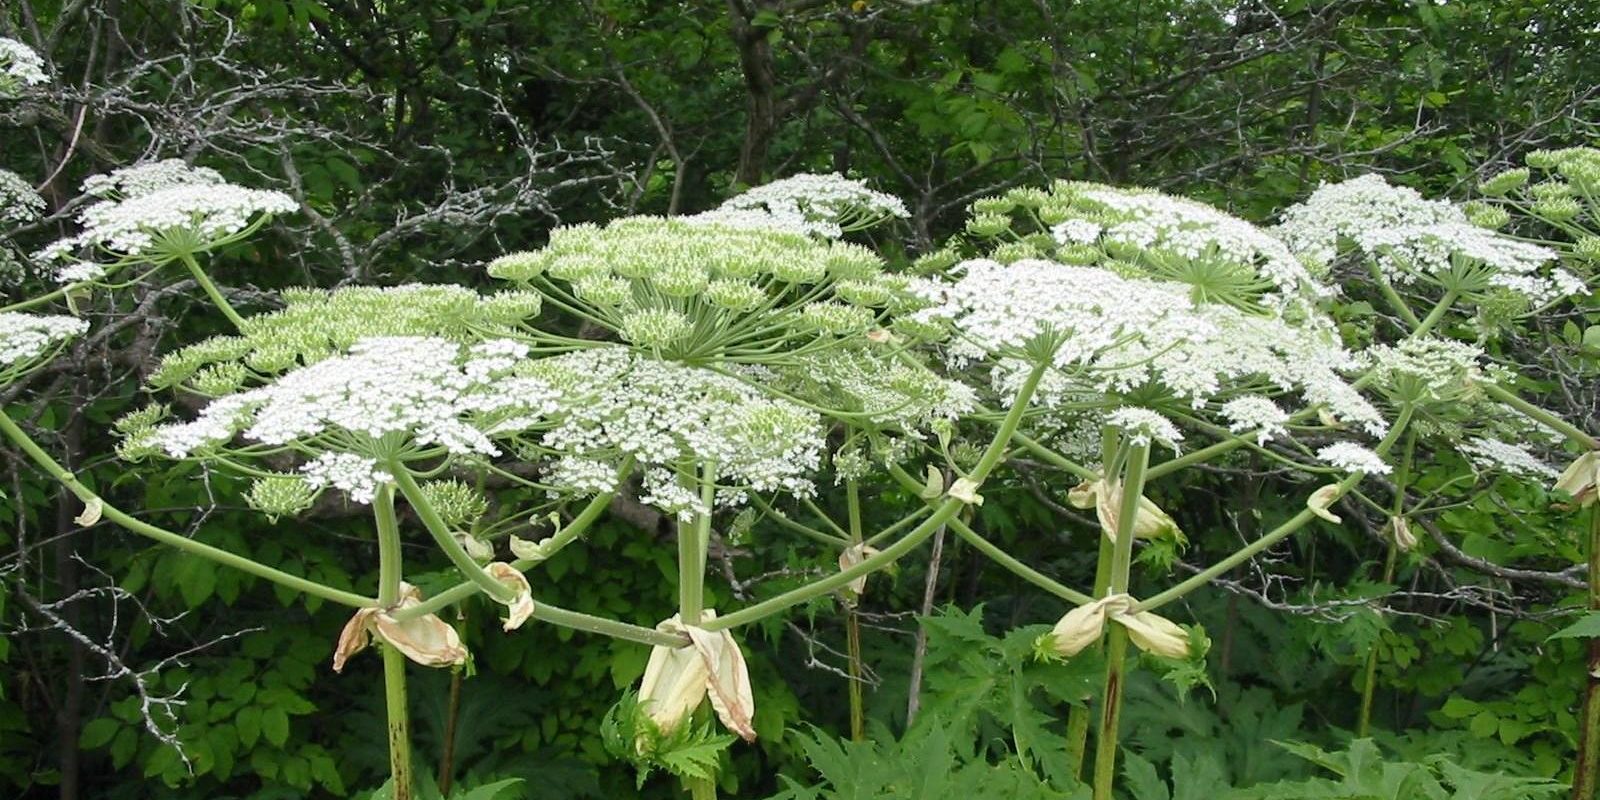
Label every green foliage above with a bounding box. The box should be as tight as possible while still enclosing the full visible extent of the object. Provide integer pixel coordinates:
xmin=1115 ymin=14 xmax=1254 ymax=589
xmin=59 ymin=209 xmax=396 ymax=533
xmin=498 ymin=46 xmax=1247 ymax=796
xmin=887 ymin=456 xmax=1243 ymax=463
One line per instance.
xmin=767 ymin=722 xmax=1087 ymax=800
xmin=600 ymin=690 xmax=736 ymax=789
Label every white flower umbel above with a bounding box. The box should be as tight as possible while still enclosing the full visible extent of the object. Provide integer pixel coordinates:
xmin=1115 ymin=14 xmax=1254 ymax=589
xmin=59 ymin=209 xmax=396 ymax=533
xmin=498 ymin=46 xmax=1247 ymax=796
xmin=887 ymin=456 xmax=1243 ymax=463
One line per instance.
xmin=1364 ymin=338 xmax=1485 ymax=405
xmin=0 ymin=168 xmax=45 ymax=224
xmin=1053 ymin=183 xmax=1327 ymax=305
xmin=0 ymin=313 xmax=89 ymax=377
xmin=926 ymin=259 xmax=1384 ymax=437
xmin=1105 ymin=407 xmax=1183 ymax=451
xmin=35 ymin=160 xmax=294 ymax=279
xmin=914 ymin=258 xmax=1208 ymax=379
xmin=0 ymin=38 xmax=47 ymax=97
xmin=1316 ymin=442 xmax=1392 ymax=475
xmin=301 ymin=452 xmax=394 ymax=505
xmin=776 ymin=347 xmax=978 ymax=433
xmin=1458 ymin=437 xmax=1558 ymax=481
xmin=143 ymin=337 xmax=562 ymax=502
xmin=527 ymin=347 xmax=825 ymax=518
xmin=80 ymin=160 xmax=225 ymax=198
xmin=1220 ymin=396 xmax=1290 ymax=444
xmin=687 ymin=173 xmax=908 ymax=238
xmin=1276 ymin=174 xmax=1577 ymax=304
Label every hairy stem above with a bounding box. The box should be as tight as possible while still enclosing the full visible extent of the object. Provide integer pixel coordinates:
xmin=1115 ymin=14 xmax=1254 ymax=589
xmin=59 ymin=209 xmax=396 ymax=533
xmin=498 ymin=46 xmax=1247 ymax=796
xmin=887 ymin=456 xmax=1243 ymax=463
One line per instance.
xmin=374 ymin=485 xmax=414 ymax=800
xmin=1134 ymin=404 xmax=1414 ymax=614
xmin=1067 ymin=512 xmax=1118 ymax=780
xmin=399 ymin=486 xmax=619 ymax=615
xmin=1358 ymin=430 xmax=1413 ymax=736
xmin=1090 ymin=441 xmax=1149 ymax=800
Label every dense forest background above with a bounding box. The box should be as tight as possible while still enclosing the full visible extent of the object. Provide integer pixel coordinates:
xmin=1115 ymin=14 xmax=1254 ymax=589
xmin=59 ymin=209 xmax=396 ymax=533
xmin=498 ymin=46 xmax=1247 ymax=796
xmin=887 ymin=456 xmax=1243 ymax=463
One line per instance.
xmin=2 ymin=1 xmax=1599 ymax=798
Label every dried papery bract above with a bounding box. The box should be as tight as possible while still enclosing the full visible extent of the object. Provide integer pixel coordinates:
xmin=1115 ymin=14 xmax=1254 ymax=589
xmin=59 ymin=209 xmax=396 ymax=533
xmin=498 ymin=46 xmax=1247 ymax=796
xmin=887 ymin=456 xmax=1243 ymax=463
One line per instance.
xmin=1307 ymin=484 xmax=1344 ymax=524
xmin=486 ymin=563 xmax=535 ymax=631
xmin=1556 ymin=451 xmax=1600 ymax=509
xmin=837 ymin=543 xmax=882 ymax=601
xmin=1068 ymin=478 xmax=1181 ymax=543
xmin=1044 ymin=594 xmax=1190 ymax=661
xmin=636 ymin=612 xmax=756 ymax=743
xmin=333 ymin=584 xmax=468 ymax=672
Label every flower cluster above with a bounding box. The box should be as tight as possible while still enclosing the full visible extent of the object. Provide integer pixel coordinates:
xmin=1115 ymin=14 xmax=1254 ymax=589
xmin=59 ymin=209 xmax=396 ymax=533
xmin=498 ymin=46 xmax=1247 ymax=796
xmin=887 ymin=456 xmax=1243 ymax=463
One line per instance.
xmin=686 ymin=173 xmax=908 ymax=238
xmin=34 ymin=160 xmax=295 ymax=279
xmin=1457 ymin=437 xmax=1557 ymax=481
xmin=1047 ymin=183 xmax=1326 ymax=306
xmin=1316 ymin=441 xmax=1391 ymax=475
xmin=1363 ymin=338 xmax=1485 ymax=405
xmin=1220 ymin=396 xmax=1290 ymax=444
xmin=133 ymin=337 xmax=563 ymax=503
xmin=147 ymin=284 xmax=541 ymax=391
xmin=522 ymin=347 xmax=825 ymax=518
xmin=488 ymin=217 xmax=901 ymax=362
xmin=81 ymin=160 xmax=225 ymax=198
xmin=0 ymin=168 xmax=44 ymax=224
xmin=917 ymin=258 xmax=1384 ymax=436
xmin=1481 ymin=147 xmax=1600 ymax=273
xmin=1105 ymin=407 xmax=1184 ymax=450
xmin=1276 ymin=174 xmax=1579 ymax=304
xmin=0 ymin=312 xmax=90 ymax=374
xmin=0 ymin=38 xmax=47 ymax=97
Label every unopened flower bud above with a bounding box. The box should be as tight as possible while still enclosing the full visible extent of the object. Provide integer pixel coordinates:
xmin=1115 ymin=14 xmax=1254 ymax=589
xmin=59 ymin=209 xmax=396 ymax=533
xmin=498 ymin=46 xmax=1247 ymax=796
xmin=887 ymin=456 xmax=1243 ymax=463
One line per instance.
xmin=1047 ymin=595 xmax=1125 ymax=657
xmin=637 ymin=612 xmax=756 ymax=743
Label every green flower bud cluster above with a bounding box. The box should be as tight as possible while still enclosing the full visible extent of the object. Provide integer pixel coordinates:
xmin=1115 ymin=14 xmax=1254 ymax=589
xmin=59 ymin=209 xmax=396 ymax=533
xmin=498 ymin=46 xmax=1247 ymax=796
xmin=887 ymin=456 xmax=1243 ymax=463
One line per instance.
xmin=148 ymin=284 xmax=539 ymax=393
xmin=245 ymin=473 xmax=319 ymax=522
xmin=417 ymin=479 xmax=489 ymax=528
xmin=487 ymin=217 xmax=910 ymax=362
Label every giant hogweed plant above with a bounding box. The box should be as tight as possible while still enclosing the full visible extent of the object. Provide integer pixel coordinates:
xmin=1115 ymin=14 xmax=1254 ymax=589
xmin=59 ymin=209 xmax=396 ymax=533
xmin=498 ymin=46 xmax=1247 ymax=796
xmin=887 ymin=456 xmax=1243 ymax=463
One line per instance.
xmin=2 ymin=33 xmax=1598 ymax=798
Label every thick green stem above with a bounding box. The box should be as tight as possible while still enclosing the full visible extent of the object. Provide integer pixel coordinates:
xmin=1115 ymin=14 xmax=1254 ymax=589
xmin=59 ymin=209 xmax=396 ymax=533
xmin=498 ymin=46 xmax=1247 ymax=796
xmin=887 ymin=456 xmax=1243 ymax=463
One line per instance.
xmin=1090 ymin=442 xmax=1150 ymax=800
xmin=0 ymin=411 xmax=374 ymax=607
xmin=1410 ymin=289 xmax=1459 ymax=339
xmin=1572 ymin=506 xmax=1600 ymax=800
xmin=400 ymin=487 xmax=619 ymax=615
xmin=180 ymin=253 xmax=247 ymax=330
xmin=702 ymin=360 xmax=1051 ymax=633
xmin=678 ymin=463 xmax=716 ymax=625
xmin=1356 ymin=540 xmax=1397 ymax=737
xmin=845 ymin=479 xmax=866 ymax=741
xmin=1368 ymin=261 xmax=1423 ymax=328
xmin=1067 ymin=513 xmax=1118 ymax=781
xmin=392 ymin=468 xmax=515 ymax=604
xmin=382 ymin=646 xmax=414 ymax=800
xmin=1484 ymin=383 xmax=1599 ymax=450
xmin=374 ymin=485 xmax=414 ymax=800
xmin=687 ymin=776 xmax=718 ymax=800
